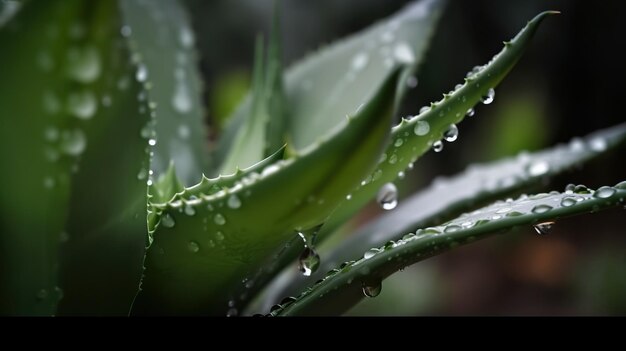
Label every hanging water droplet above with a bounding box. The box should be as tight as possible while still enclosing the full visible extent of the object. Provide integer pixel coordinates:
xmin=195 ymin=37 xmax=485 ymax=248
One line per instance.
xmin=414 ymin=120 xmax=430 ymax=136
xmin=481 ymin=88 xmax=495 ymax=104
xmin=67 ymin=91 xmax=97 ymax=120
xmin=406 ymin=75 xmax=418 ymax=88
xmin=377 ymin=183 xmax=398 ymax=210
xmin=531 ymin=204 xmax=552 ymax=214
xmin=561 ymin=196 xmax=577 ymax=207
xmin=298 ymin=247 xmax=320 ymax=277
xmin=432 ymin=140 xmax=443 ymax=153
xmin=594 ymin=186 xmax=616 ymax=199
xmin=443 ymin=124 xmax=458 ymax=142
xmin=533 ymin=221 xmax=554 ymax=235
xmin=214 ymin=213 xmax=226 ymax=226
xmin=136 ymin=64 xmax=148 ymax=82
xmin=60 ymin=129 xmax=87 ymax=156
xmin=351 ymin=52 xmax=369 ymax=71
xmin=161 ymin=213 xmax=175 ymax=228
xmin=227 ymin=194 xmax=241 ymax=209
xmin=466 ymin=108 xmax=475 ymax=117
xmin=184 ymin=204 xmax=196 ymax=216
xmin=188 ymin=241 xmax=200 ymax=253
xmin=527 ymin=161 xmax=550 ymax=177
xmin=361 ymin=279 xmax=382 ymax=298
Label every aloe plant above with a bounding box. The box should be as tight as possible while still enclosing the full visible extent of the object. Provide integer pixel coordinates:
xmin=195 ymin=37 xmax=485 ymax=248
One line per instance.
xmin=0 ymin=0 xmax=624 ymax=316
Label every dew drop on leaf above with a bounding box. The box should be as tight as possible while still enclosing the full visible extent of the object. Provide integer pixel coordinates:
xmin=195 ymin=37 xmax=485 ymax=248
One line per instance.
xmin=187 ymin=241 xmax=199 ymax=253
xmin=527 ymin=161 xmax=549 ymax=177
xmin=184 ymin=204 xmax=196 ymax=216
xmin=531 ymin=204 xmax=552 ymax=214
xmin=589 ymin=137 xmax=607 ymax=152
xmin=364 ymin=248 xmax=380 ymax=259
xmin=533 ymin=221 xmax=554 ymax=235
xmin=214 ymin=213 xmax=226 ymax=226
xmin=60 ymin=129 xmax=87 ymax=156
xmin=560 ymin=196 xmax=577 ymax=207
xmin=414 ymin=120 xmax=429 ymax=136
xmin=594 ymin=186 xmax=616 ymax=199
xmin=136 ymin=64 xmax=148 ymax=82
xmin=377 ymin=183 xmax=398 ymax=210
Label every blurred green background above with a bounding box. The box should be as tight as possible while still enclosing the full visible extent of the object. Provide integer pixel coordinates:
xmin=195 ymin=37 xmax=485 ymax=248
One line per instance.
xmin=190 ymin=0 xmax=625 ymax=315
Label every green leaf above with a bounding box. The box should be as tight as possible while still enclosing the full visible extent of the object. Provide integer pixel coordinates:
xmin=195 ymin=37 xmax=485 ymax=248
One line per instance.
xmin=0 ymin=0 xmax=151 ymax=315
xmin=272 ymin=181 xmax=626 ymax=316
xmin=131 ymin=66 xmax=405 ymax=315
xmin=245 ymin=10 xmax=558 ymax=309
xmin=259 ymin=123 xmax=626 ymax=308
xmin=212 ymin=0 xmax=445 ymax=172
xmin=119 ymin=0 xmax=209 ymax=185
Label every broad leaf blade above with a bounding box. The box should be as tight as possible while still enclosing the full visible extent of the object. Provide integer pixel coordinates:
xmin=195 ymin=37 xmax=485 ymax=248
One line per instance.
xmin=273 ymin=182 xmax=626 ymax=316
xmin=132 ymin=67 xmax=405 ymax=315
xmin=120 ymin=0 xmax=209 ymax=185
xmin=260 ymin=123 xmax=626 ymax=307
xmin=212 ymin=0 xmax=445 ymax=171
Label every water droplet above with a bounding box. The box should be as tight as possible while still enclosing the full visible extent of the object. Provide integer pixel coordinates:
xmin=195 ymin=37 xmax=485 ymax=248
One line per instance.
xmin=561 ymin=196 xmax=577 ymax=207
xmin=589 ymin=137 xmax=607 ymax=152
xmin=414 ymin=120 xmax=430 ymax=136
xmin=227 ymin=194 xmax=241 ymax=209
xmin=215 ymin=231 xmax=225 ymax=241
xmin=397 ymin=171 xmax=405 ymax=179
xmin=161 ymin=213 xmax=175 ymax=228
xmin=393 ymin=42 xmax=415 ymax=64
xmin=364 ymin=248 xmax=381 ymax=259
xmin=120 ymin=25 xmax=132 ymax=37
xmin=388 ymin=154 xmax=398 ymax=164
xmin=362 ymin=279 xmax=382 ymax=298
xmin=298 ymin=247 xmax=320 ymax=277
xmin=44 ymin=127 xmax=59 ymax=142
xmin=432 ymin=140 xmax=443 ymax=153
xmin=53 ymin=286 xmax=64 ymax=302
xmin=137 ymin=168 xmax=147 ymax=180
xmin=394 ymin=138 xmax=404 ymax=147
xmin=444 ymin=225 xmax=461 ymax=233
xmin=443 ymin=124 xmax=458 ymax=142
xmin=214 ymin=213 xmax=226 ymax=225
xmin=188 ymin=241 xmax=200 ymax=253
xmin=533 ymin=221 xmax=554 ymax=235
xmin=346 ymin=194 xmax=352 ymax=200
xmin=377 ymin=183 xmax=398 ymax=210
xmin=184 ymin=204 xmax=196 ymax=216
xmin=179 ymin=26 xmax=195 ymax=48
xmin=67 ymin=91 xmax=97 ymax=119
xmin=136 ymin=64 xmax=148 ymax=82
xmin=531 ymin=204 xmax=553 ymax=214
xmin=60 ymin=129 xmax=87 ymax=156
xmin=178 ymin=124 xmax=190 ymax=140
xmin=466 ymin=108 xmax=475 ymax=117
xmin=101 ymin=95 xmax=112 ymax=107
xmin=406 ymin=75 xmax=418 ymax=88
xmin=495 ymin=207 xmax=512 ymax=214
xmin=66 ymin=46 xmax=101 ymax=83
xmin=594 ymin=186 xmax=616 ymax=199
xmin=351 ymin=52 xmax=369 ymax=71
xmin=481 ymin=88 xmax=495 ymax=104
xmin=148 ymin=138 xmax=157 ymax=146
xmin=43 ymin=176 xmax=55 ymax=189
xmin=527 ymin=161 xmax=550 ymax=177
xmin=574 ymin=185 xmax=591 ymax=194
xmin=172 ymin=80 xmax=193 ymax=114
xmin=615 ymin=181 xmax=626 ymax=190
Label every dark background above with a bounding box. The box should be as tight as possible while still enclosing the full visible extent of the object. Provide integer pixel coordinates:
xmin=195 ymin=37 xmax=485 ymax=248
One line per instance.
xmin=186 ymin=0 xmax=626 ymax=315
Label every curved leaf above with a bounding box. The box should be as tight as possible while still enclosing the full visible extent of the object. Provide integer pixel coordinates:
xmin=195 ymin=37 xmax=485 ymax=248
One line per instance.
xmin=213 ymin=0 xmax=446 ymax=172
xmin=120 ymin=0 xmax=209 ymax=185
xmin=246 ymin=11 xmax=558 ymax=310
xmin=131 ymin=66 xmax=405 ymax=315
xmin=257 ymin=123 xmax=626 ymax=307
xmin=272 ymin=181 xmax=626 ymax=316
